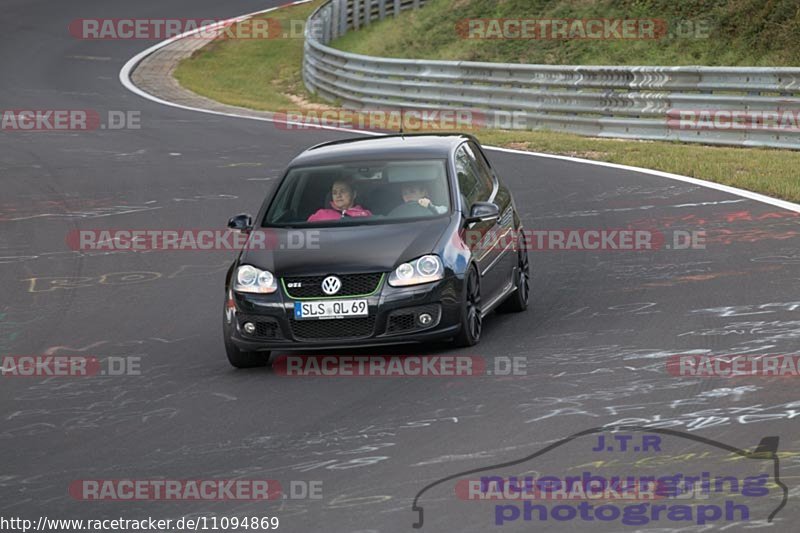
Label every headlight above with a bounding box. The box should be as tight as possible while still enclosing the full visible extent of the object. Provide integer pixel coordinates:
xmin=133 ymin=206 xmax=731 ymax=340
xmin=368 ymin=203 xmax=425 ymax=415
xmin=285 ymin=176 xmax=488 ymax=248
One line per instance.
xmin=396 ymin=263 xmax=414 ymax=280
xmin=234 ymin=265 xmax=277 ymax=294
xmin=417 ymin=255 xmax=440 ymax=276
xmin=388 ymin=255 xmax=444 ymax=287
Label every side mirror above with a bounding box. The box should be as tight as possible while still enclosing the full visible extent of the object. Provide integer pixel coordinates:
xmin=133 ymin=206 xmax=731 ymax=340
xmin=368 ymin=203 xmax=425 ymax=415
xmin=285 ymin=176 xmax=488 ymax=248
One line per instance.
xmin=227 ymin=213 xmax=253 ymax=231
xmin=465 ymin=202 xmax=499 ymax=225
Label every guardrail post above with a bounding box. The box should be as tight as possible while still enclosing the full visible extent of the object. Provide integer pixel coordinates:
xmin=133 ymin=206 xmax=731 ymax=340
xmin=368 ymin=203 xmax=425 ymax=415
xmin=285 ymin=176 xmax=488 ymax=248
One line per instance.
xmin=393 ymin=0 xmax=400 ymax=17
xmin=322 ymin=5 xmax=332 ymax=44
xmin=330 ymin=0 xmax=339 ymax=39
xmin=339 ymin=0 xmax=348 ymax=34
xmin=364 ymin=0 xmax=371 ymax=26
xmin=378 ymin=0 xmax=386 ymax=21
xmin=353 ymin=0 xmax=360 ymax=30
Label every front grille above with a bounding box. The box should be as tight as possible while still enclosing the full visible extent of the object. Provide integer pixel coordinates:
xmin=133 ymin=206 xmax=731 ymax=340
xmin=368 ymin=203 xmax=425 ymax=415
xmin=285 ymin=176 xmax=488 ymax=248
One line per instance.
xmin=386 ymin=304 xmax=441 ymax=335
xmin=283 ymin=273 xmax=383 ymax=299
xmin=290 ymin=316 xmax=376 ymax=340
xmin=238 ymin=315 xmax=283 ymax=339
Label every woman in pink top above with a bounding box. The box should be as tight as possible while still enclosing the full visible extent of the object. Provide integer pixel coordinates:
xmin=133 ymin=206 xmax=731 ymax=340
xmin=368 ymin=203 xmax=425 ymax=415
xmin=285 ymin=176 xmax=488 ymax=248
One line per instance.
xmin=307 ymin=179 xmax=372 ymax=221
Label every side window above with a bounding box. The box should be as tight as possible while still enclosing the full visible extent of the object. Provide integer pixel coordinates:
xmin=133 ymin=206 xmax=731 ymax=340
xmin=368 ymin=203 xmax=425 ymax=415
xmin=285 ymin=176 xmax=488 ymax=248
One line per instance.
xmin=468 ymin=141 xmax=496 ymax=194
xmin=455 ymin=145 xmax=482 ymax=207
xmin=461 ymin=143 xmax=493 ymax=200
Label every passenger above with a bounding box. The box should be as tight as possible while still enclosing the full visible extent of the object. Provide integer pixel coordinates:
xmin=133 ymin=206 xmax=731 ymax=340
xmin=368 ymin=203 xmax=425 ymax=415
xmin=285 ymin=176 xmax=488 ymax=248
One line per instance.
xmin=307 ymin=179 xmax=372 ymax=221
xmin=400 ymin=183 xmax=447 ymax=214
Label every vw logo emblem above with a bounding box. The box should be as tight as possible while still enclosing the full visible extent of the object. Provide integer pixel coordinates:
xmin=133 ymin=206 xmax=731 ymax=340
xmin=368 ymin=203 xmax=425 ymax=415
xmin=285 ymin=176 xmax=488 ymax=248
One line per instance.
xmin=321 ymin=275 xmax=341 ymax=295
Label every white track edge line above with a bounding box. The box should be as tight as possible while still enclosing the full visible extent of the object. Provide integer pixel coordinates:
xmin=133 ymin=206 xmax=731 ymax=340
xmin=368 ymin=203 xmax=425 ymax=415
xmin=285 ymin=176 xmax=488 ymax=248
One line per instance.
xmin=484 ymin=146 xmax=800 ymax=213
xmin=118 ymin=0 xmax=380 ymax=137
xmin=119 ymin=1 xmax=800 ymax=214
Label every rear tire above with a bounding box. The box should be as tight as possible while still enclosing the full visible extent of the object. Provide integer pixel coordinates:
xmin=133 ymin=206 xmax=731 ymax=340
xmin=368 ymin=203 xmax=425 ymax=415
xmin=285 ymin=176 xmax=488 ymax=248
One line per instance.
xmin=454 ymin=266 xmax=482 ymax=347
xmin=224 ymin=335 xmax=270 ymax=369
xmin=497 ymin=234 xmax=530 ymax=313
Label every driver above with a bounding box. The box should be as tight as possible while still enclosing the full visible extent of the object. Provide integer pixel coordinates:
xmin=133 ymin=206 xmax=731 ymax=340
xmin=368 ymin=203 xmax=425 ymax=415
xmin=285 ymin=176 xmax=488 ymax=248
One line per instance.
xmin=400 ymin=183 xmax=447 ymax=214
xmin=307 ymin=178 xmax=372 ymax=221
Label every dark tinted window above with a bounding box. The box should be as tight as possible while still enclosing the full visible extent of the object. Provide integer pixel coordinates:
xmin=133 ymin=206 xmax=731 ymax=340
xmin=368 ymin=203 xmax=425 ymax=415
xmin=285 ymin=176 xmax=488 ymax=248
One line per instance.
xmin=467 ymin=141 xmax=495 ymax=193
xmin=262 ymin=159 xmax=450 ymax=226
xmin=455 ymin=144 xmax=490 ymax=207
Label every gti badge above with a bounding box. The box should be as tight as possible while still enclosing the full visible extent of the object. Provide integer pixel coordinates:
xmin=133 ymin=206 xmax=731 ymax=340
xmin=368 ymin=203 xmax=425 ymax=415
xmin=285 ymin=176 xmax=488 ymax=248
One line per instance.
xmin=321 ymin=275 xmax=341 ymax=295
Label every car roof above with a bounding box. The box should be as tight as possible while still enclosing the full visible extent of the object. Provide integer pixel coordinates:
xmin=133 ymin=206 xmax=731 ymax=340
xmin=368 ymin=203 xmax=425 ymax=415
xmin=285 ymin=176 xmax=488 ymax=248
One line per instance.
xmin=288 ymin=134 xmax=476 ymax=167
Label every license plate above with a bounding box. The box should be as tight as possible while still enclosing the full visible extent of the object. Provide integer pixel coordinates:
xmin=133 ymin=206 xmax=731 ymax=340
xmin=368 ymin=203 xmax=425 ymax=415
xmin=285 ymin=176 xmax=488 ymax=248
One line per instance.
xmin=294 ymin=300 xmax=368 ymax=319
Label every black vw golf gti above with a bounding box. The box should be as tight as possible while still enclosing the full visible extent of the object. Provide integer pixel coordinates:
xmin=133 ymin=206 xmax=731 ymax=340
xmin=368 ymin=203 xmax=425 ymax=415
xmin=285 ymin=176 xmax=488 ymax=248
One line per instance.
xmin=223 ymin=134 xmax=530 ymax=368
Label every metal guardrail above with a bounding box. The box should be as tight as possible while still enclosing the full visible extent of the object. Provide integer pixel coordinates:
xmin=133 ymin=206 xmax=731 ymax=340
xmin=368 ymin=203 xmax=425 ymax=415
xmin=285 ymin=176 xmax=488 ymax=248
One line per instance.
xmin=303 ymin=0 xmax=800 ymax=149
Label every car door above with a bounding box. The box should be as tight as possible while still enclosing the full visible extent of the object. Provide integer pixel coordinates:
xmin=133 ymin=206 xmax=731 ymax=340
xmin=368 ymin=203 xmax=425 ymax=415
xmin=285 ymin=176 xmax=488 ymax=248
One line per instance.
xmin=468 ymin=140 xmax=518 ymax=295
xmin=454 ymin=143 xmax=504 ymax=302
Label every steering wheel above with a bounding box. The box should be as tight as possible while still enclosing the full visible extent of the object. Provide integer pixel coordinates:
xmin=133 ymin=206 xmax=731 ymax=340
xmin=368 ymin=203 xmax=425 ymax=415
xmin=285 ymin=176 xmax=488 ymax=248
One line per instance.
xmin=388 ymin=201 xmax=436 ymax=218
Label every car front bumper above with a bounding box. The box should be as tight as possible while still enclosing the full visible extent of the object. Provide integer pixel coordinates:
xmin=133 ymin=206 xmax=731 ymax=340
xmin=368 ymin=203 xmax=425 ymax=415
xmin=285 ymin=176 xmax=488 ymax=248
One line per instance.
xmin=224 ymin=274 xmax=464 ymax=351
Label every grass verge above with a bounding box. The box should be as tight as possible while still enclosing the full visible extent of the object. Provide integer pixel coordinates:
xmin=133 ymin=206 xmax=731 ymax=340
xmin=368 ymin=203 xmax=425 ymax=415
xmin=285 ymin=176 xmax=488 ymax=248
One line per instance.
xmin=332 ymin=0 xmax=800 ymax=66
xmin=174 ymin=1 xmax=800 ymax=203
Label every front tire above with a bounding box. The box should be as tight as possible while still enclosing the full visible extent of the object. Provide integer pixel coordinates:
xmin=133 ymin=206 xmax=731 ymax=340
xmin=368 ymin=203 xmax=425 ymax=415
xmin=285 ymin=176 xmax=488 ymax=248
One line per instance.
xmin=454 ymin=266 xmax=482 ymax=347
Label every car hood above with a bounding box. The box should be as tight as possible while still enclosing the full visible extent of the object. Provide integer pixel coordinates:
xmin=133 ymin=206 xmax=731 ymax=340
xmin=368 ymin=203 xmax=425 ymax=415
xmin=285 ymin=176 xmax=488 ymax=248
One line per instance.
xmin=240 ymin=216 xmax=454 ymax=276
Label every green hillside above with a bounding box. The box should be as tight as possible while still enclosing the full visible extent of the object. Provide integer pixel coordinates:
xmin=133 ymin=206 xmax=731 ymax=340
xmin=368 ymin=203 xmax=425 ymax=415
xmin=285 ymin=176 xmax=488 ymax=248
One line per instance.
xmin=332 ymin=0 xmax=800 ymax=66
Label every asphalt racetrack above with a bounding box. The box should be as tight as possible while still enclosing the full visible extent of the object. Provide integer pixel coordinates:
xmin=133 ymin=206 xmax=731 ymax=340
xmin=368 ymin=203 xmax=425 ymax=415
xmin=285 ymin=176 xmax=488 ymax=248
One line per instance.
xmin=1 ymin=1 xmax=799 ymax=531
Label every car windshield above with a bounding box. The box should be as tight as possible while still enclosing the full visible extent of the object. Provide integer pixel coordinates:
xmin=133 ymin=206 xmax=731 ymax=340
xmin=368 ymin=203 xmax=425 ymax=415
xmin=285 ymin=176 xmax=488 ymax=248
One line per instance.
xmin=262 ymin=159 xmax=451 ymax=227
